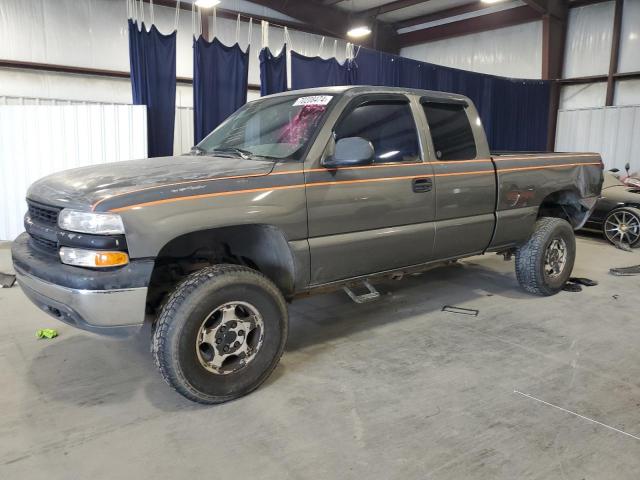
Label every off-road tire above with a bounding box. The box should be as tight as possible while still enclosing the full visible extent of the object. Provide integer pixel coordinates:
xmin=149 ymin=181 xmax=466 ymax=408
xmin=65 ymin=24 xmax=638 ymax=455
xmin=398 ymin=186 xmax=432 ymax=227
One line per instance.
xmin=515 ymin=217 xmax=576 ymax=296
xmin=152 ymin=264 xmax=288 ymax=404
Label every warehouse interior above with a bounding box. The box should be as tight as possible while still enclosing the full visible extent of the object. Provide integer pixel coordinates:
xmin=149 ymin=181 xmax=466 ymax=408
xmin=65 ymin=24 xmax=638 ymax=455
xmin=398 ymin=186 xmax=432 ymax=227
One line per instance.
xmin=1 ymin=0 xmax=640 ymax=478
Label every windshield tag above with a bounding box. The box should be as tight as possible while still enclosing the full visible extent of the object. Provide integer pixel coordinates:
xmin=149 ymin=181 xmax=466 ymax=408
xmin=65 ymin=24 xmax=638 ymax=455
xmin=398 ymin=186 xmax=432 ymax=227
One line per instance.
xmin=293 ymin=95 xmax=333 ymax=106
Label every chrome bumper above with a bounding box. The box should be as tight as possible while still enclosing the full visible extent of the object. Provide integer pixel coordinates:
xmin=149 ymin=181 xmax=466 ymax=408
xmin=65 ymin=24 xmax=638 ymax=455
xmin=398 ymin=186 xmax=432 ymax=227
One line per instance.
xmin=15 ymin=265 xmax=147 ymax=336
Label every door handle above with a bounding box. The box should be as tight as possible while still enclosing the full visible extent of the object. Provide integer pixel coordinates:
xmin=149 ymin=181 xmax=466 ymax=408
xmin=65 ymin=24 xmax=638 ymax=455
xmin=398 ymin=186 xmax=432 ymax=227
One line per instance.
xmin=412 ymin=177 xmax=433 ymax=193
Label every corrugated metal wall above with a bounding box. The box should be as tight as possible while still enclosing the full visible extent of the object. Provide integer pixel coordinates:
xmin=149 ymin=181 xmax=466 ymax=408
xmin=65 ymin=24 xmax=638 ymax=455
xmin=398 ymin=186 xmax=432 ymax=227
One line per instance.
xmin=400 ymin=19 xmax=543 ymax=79
xmin=1 ymin=95 xmax=195 ymax=156
xmin=174 ymin=106 xmax=194 ymax=155
xmin=555 ymin=105 xmax=640 ymax=171
xmin=0 ymin=104 xmax=147 ymax=240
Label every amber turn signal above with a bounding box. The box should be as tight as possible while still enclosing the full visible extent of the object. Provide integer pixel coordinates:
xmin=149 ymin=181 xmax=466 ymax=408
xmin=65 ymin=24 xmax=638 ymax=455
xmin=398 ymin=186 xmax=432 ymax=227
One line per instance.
xmin=95 ymin=251 xmax=130 ymax=267
xmin=59 ymin=247 xmax=129 ymax=268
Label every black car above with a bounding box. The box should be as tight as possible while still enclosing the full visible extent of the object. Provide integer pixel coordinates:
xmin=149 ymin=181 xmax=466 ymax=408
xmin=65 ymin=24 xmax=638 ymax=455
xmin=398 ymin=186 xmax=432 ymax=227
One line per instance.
xmin=583 ymin=172 xmax=640 ymax=247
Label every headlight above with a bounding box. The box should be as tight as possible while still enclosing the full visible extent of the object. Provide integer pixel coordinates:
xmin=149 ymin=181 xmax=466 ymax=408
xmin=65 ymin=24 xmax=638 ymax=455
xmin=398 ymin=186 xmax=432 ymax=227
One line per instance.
xmin=59 ymin=247 xmax=129 ymax=268
xmin=58 ymin=209 xmax=125 ymax=235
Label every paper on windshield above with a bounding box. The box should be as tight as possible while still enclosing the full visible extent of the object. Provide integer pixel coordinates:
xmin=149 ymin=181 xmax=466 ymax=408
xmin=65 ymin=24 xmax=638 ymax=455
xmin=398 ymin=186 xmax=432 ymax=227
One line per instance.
xmin=293 ymin=95 xmax=333 ymax=107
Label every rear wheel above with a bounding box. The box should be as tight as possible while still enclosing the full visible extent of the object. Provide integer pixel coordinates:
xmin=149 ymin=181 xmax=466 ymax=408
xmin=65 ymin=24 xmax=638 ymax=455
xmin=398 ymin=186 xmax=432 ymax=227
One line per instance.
xmin=515 ymin=217 xmax=576 ymax=296
xmin=602 ymin=207 xmax=640 ymax=247
xmin=152 ymin=264 xmax=288 ymax=404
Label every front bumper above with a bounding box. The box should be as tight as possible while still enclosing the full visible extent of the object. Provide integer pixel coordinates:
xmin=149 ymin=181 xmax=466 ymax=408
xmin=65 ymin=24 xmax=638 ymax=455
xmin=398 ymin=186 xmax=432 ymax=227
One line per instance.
xmin=12 ymin=233 xmax=154 ymax=336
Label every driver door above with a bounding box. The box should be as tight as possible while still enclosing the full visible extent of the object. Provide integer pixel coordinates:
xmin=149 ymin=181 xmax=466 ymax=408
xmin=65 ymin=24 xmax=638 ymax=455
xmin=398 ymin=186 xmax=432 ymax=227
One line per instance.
xmin=305 ymin=94 xmax=436 ymax=285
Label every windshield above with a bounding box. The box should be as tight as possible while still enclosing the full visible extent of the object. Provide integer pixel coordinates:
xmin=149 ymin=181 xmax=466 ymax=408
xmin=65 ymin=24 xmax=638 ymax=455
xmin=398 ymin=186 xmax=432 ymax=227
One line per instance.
xmin=197 ymin=94 xmax=334 ymax=160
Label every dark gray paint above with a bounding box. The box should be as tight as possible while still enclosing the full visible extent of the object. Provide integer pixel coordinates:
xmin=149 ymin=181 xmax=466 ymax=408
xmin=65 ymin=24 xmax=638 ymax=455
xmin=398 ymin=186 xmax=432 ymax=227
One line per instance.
xmin=15 ymin=86 xmax=604 ymax=330
xmin=27 ymin=155 xmax=276 ymax=210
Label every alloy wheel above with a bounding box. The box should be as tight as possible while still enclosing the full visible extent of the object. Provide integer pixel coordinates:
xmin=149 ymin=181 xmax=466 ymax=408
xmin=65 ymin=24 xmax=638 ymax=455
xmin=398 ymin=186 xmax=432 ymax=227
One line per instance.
xmin=195 ymin=301 xmax=265 ymax=375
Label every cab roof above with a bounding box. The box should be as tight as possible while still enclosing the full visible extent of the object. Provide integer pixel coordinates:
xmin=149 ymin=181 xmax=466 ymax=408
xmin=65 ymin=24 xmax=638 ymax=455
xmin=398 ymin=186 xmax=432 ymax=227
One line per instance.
xmin=265 ymin=85 xmax=471 ymax=105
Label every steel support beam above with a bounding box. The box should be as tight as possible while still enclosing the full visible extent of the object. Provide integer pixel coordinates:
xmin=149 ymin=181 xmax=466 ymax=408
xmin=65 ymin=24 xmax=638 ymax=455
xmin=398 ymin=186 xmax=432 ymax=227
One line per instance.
xmin=362 ymin=0 xmax=430 ymax=17
xmin=145 ymin=0 xmax=330 ymax=38
xmin=246 ymin=0 xmax=351 ymax=39
xmin=541 ymin=3 xmax=568 ymax=151
xmin=605 ymin=0 xmax=623 ymax=106
xmin=250 ymin=0 xmax=399 ymax=53
xmin=523 ymin=0 xmax=567 ymax=18
xmin=0 ymin=59 xmax=261 ymax=91
xmin=397 ymin=6 xmax=542 ymax=47
xmin=395 ymin=2 xmax=491 ymax=30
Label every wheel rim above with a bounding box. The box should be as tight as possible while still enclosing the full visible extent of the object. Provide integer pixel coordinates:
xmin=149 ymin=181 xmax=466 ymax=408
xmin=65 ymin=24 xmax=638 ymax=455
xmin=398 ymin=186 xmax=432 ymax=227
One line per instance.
xmin=195 ymin=301 xmax=265 ymax=375
xmin=605 ymin=210 xmax=640 ymax=245
xmin=544 ymin=238 xmax=568 ymax=278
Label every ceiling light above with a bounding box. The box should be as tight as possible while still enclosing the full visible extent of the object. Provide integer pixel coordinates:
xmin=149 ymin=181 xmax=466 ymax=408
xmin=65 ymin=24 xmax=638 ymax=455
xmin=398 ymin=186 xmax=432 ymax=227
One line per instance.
xmin=481 ymin=0 xmax=507 ymax=3
xmin=347 ymin=26 xmax=371 ymax=38
xmin=195 ymin=0 xmax=221 ymax=8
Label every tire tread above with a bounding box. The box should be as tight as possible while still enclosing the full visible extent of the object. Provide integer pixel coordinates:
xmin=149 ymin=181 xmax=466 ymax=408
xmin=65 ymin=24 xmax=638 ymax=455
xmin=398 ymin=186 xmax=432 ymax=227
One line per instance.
xmin=515 ymin=217 xmax=574 ymax=296
xmin=151 ymin=264 xmax=287 ymax=404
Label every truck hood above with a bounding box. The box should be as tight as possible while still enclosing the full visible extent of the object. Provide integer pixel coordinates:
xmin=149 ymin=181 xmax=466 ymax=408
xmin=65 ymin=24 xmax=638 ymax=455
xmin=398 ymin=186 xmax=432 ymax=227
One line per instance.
xmin=27 ymin=155 xmax=276 ymax=210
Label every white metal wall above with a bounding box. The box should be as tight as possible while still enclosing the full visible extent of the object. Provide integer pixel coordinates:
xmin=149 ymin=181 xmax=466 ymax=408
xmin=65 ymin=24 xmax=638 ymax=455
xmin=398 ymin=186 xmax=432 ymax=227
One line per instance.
xmin=0 ymin=0 xmax=349 ymax=154
xmin=399 ymin=20 xmax=543 ymax=79
xmin=560 ymin=0 xmax=640 ymax=109
xmin=0 ymin=0 xmax=350 ymax=95
xmin=563 ymin=1 xmax=615 ymax=79
xmin=555 ymin=106 xmax=640 ymax=171
xmin=0 ymin=104 xmax=147 ymax=240
xmin=557 ymin=1 xmax=640 ymax=170
xmin=0 ymin=93 xmax=196 ymax=156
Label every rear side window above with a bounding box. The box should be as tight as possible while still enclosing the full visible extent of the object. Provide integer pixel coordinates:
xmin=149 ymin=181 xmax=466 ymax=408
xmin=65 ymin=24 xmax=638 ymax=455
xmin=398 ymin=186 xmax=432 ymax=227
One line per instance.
xmin=423 ymin=103 xmax=477 ymax=161
xmin=334 ymin=101 xmax=420 ymax=163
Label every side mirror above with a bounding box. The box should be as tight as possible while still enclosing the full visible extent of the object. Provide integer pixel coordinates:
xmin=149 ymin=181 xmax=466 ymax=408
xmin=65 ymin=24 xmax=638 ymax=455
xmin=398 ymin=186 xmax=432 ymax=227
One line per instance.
xmin=324 ymin=137 xmax=374 ymax=168
xmin=609 ymin=168 xmax=620 ymax=173
xmin=625 ymin=162 xmax=631 ymax=173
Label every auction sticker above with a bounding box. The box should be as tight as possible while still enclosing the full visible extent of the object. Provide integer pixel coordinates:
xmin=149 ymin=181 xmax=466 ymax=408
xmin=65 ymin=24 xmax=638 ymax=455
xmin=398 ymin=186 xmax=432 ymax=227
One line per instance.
xmin=293 ymin=95 xmax=333 ymax=106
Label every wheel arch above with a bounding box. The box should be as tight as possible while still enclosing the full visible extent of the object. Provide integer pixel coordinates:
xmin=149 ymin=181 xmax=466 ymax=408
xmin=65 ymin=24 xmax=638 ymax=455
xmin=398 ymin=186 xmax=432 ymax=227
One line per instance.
xmin=537 ymin=188 xmax=594 ymax=229
xmin=146 ymin=224 xmax=298 ymax=312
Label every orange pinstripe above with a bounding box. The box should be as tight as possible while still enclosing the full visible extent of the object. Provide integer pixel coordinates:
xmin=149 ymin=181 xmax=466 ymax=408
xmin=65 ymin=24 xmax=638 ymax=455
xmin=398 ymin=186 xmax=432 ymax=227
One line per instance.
xmin=94 ymin=153 xmax=600 ymax=210
xmin=104 ymin=159 xmax=601 ymax=212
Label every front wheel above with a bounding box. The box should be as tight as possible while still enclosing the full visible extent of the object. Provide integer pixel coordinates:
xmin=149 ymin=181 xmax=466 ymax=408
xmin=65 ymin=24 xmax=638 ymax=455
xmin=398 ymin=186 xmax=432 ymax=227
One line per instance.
xmin=152 ymin=265 xmax=288 ymax=404
xmin=515 ymin=217 xmax=576 ymax=296
xmin=602 ymin=207 xmax=640 ymax=247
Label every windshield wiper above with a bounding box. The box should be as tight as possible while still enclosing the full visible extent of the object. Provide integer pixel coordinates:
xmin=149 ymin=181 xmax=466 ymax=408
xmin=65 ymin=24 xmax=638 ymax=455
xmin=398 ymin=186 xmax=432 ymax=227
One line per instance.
xmin=211 ymin=147 xmax=255 ymax=160
xmin=193 ymin=146 xmax=278 ymax=161
xmin=190 ymin=145 xmax=206 ymax=156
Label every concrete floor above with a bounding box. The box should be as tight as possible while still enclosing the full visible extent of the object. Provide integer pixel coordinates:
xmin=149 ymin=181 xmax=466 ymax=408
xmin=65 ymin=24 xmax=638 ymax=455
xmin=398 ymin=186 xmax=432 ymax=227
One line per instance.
xmin=1 ymin=235 xmax=639 ymax=479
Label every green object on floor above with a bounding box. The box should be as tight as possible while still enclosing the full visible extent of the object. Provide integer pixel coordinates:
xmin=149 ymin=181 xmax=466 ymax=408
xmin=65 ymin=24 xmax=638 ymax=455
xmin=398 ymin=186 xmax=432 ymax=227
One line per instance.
xmin=36 ymin=329 xmax=58 ymax=339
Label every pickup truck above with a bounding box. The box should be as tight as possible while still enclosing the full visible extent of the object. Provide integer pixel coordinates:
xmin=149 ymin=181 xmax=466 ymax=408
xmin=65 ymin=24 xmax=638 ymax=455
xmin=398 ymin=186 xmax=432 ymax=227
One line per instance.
xmin=12 ymin=86 xmax=604 ymax=404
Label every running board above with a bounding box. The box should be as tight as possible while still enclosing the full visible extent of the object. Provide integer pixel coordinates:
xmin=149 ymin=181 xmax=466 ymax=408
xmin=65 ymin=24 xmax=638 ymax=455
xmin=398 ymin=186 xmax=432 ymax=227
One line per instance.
xmin=343 ymin=280 xmax=380 ymax=304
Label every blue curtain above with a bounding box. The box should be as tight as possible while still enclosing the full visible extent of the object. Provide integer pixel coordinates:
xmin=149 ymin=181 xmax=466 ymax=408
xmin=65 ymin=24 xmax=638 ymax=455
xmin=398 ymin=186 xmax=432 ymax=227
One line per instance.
xmin=128 ymin=19 xmax=176 ymax=158
xmin=259 ymin=46 xmax=287 ymax=96
xmin=488 ymin=78 xmax=550 ymax=151
xmin=352 ymin=47 xmax=400 ymax=86
xmin=291 ymin=51 xmax=355 ymax=90
xmin=290 ymin=45 xmax=550 ymax=151
xmin=354 ymin=48 xmax=551 ymax=150
xmin=406 ymin=64 xmax=549 ymax=152
xmin=193 ymin=37 xmax=249 ymax=144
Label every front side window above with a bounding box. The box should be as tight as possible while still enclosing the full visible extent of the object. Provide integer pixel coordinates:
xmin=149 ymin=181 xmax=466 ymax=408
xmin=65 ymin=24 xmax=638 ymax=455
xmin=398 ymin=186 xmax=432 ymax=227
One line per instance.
xmin=334 ymin=101 xmax=420 ymax=163
xmin=198 ymin=95 xmax=333 ymax=160
xmin=423 ymin=102 xmax=477 ymax=161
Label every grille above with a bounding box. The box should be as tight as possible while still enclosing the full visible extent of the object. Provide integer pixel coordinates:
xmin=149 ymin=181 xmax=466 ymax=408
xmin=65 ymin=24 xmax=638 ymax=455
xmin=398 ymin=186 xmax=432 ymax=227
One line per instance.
xmin=27 ymin=200 xmax=61 ymax=226
xmin=31 ymin=235 xmax=58 ymax=250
